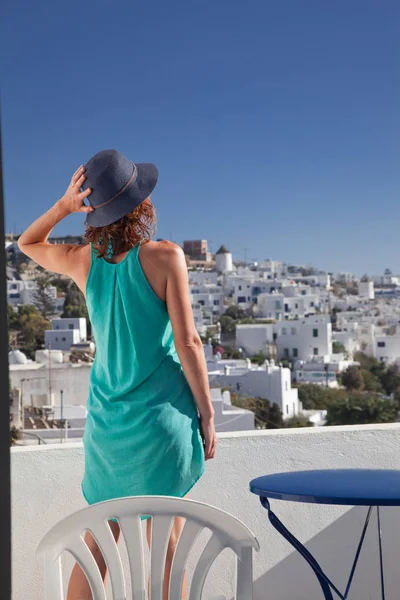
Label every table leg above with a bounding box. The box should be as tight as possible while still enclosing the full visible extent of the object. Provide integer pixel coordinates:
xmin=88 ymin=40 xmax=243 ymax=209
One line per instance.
xmin=260 ymin=496 xmax=336 ymax=600
xmin=260 ymin=498 xmax=380 ymax=600
xmin=377 ymin=507 xmax=386 ymax=600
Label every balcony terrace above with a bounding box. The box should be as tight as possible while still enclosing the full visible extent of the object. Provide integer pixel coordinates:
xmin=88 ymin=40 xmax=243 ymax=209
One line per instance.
xmin=12 ymin=424 xmax=400 ymax=599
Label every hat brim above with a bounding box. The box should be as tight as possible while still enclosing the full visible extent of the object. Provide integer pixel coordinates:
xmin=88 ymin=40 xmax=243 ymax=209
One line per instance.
xmin=85 ymin=163 xmax=158 ymax=228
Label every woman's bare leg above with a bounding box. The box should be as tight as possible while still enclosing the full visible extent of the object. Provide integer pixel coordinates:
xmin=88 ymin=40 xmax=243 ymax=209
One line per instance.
xmin=146 ymin=515 xmax=187 ymax=600
xmin=67 ymin=520 xmax=120 ymax=600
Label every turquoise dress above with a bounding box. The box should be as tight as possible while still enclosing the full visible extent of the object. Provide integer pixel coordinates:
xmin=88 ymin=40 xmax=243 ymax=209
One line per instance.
xmin=82 ymin=240 xmax=205 ymax=506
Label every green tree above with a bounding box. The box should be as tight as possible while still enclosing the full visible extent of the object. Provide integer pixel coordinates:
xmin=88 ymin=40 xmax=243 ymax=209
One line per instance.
xmin=33 ymin=275 xmax=56 ymax=318
xmin=332 ymin=341 xmax=346 ymax=354
xmin=224 ymin=305 xmax=245 ymax=320
xmin=341 ymin=366 xmax=364 ymax=391
xmin=379 ymin=365 xmax=400 ymax=396
xmin=18 ymin=308 xmax=50 ymax=358
xmin=250 ymin=351 xmax=267 ymax=365
xmin=219 ymin=315 xmax=235 ymax=334
xmin=361 ymin=370 xmax=383 ymax=393
xmin=296 ymin=383 xmax=347 ymax=410
xmin=230 ymin=392 xmax=283 ymax=429
xmin=7 ymin=304 xmax=19 ymax=330
xmin=285 ymin=414 xmax=313 ymax=428
xmin=222 ymin=347 xmax=242 ymax=359
xmin=326 ymin=393 xmax=398 ymax=426
xmin=10 ymin=426 xmax=21 ymax=447
xmin=297 ymin=384 xmax=330 ymax=409
xmin=62 ymin=282 xmax=91 ymax=334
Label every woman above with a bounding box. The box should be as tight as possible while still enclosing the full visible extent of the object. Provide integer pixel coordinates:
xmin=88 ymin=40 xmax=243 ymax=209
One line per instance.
xmin=18 ymin=149 xmax=216 ymax=599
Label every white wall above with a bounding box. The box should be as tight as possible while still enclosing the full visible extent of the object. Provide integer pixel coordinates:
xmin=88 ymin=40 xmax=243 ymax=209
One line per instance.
xmin=45 ymin=329 xmax=81 ymax=351
xmin=375 ymin=334 xmax=400 ymax=365
xmin=11 ymin=424 xmax=400 ymax=600
xmin=9 ymin=363 xmax=92 ymax=406
xmin=276 ymin=319 xmax=332 ymax=361
xmin=52 ymin=318 xmax=87 ymax=341
xmin=210 ymin=364 xmax=299 ymax=418
xmin=236 ymin=324 xmax=275 ymax=355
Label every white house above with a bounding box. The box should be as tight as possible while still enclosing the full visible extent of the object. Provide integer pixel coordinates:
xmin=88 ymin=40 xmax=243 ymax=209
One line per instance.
xmin=210 ymin=388 xmax=254 ymax=431
xmin=51 ymin=318 xmax=87 ymax=341
xmin=44 ymin=317 xmax=87 ymax=352
xmin=208 ymin=356 xmax=300 ymax=419
xmin=256 ymin=290 xmax=320 ymax=320
xmin=275 ymin=316 xmax=332 ymax=361
xmin=359 ymin=281 xmax=375 ymax=300
xmin=236 ymin=316 xmax=332 ymax=362
xmin=189 ymin=284 xmax=223 ymax=316
xmin=7 ymin=279 xmax=64 ymax=313
xmin=375 ymin=334 xmax=400 ymax=365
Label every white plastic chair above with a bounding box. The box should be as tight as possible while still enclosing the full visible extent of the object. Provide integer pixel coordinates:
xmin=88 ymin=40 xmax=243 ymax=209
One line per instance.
xmin=36 ymin=495 xmax=259 ymax=600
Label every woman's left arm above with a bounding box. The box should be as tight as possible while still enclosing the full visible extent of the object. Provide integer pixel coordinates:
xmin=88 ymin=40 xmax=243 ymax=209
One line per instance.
xmin=18 ymin=166 xmax=93 ymax=276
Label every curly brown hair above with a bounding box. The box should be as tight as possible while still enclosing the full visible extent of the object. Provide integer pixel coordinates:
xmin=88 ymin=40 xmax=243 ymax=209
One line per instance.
xmin=84 ymin=198 xmax=156 ymax=258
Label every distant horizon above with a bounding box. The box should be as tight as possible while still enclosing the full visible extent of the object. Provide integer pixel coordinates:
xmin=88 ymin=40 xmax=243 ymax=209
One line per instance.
xmin=5 ymin=230 xmax=396 ymax=278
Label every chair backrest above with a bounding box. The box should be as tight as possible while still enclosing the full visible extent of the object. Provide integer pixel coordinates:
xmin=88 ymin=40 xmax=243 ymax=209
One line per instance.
xmin=36 ymin=495 xmax=259 ymax=600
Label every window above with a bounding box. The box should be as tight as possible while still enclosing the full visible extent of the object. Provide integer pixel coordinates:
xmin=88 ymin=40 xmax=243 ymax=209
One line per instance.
xmin=9 ymin=293 xmax=20 ymax=299
xmin=313 ymin=328 xmax=318 ymax=338
xmin=213 ymin=300 xmax=220 ymax=305
xmin=284 ymin=348 xmax=289 ymax=358
xmin=377 ymin=341 xmax=386 ymax=348
xmin=310 ymin=302 xmax=315 ymax=307
xmin=291 ymin=327 xmax=296 ymax=335
xmin=55 ymin=337 xmax=59 ymax=341
xmin=284 ymin=304 xmax=289 ymax=312
xmin=313 ymin=348 xmax=318 ymax=356
xmin=295 ymin=303 xmax=298 ymax=309
xmin=282 ymin=328 xmax=287 ymax=335
xmin=238 ymin=296 xmax=246 ymax=303
xmin=247 ymin=297 xmax=251 ymax=301
xmin=238 ymin=285 xmax=242 ymax=291
xmin=69 ymin=324 xmax=74 ymax=329
xmin=286 ymin=405 xmax=289 ymax=414
xmin=62 ymin=337 xmax=66 ymax=342
xmin=293 ymin=348 xmax=298 ymax=358
xmin=198 ymin=300 xmax=204 ymax=306
xmin=275 ymin=300 xmax=281 ymax=309
xmin=285 ymin=381 xmax=288 ymax=391
xmin=273 ymin=333 xmax=277 ymax=341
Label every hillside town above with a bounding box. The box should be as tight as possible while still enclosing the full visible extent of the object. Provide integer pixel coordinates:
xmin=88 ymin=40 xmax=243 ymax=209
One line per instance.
xmin=7 ymin=234 xmax=400 ymax=445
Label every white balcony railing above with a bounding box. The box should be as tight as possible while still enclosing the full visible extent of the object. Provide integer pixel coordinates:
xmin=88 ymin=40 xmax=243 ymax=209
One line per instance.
xmin=11 ymin=424 xmax=400 ymax=600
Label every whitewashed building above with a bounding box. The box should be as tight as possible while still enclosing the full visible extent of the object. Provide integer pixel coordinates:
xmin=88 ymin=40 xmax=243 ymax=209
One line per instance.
xmin=210 ymin=388 xmax=254 ymax=431
xmin=375 ymin=334 xmax=400 ymax=365
xmin=256 ymin=290 xmax=320 ymax=320
xmin=215 ymin=245 xmax=233 ymax=273
xmin=236 ymin=316 xmax=332 ymax=362
xmin=207 ymin=351 xmax=300 ymax=419
xmin=359 ymin=281 xmax=375 ymax=300
xmin=189 ymin=284 xmax=223 ymax=316
xmin=45 ymin=317 xmax=87 ymax=351
xmin=275 ymin=316 xmax=332 ymax=361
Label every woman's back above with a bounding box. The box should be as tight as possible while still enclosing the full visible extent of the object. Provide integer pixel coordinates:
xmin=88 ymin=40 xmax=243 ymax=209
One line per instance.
xmin=82 ymin=239 xmax=205 ymax=505
xmin=86 ymin=239 xmax=178 ymax=392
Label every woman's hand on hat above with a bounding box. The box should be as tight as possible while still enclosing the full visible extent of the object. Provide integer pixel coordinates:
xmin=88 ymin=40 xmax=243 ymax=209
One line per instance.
xmin=59 ymin=166 xmax=94 ymax=215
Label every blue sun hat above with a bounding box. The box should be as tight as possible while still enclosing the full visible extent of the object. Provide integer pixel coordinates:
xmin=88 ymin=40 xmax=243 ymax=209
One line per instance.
xmin=82 ymin=149 xmax=159 ymax=227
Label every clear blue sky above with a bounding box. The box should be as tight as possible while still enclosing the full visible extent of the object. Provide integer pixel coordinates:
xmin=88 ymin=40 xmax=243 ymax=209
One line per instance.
xmin=1 ymin=0 xmax=399 ymax=275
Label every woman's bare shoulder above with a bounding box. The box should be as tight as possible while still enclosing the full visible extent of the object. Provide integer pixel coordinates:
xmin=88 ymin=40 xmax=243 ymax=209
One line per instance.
xmin=141 ymin=239 xmax=185 ymax=269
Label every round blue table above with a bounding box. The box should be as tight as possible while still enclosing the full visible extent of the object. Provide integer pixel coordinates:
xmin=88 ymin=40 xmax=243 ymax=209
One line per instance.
xmin=250 ymin=469 xmax=400 ymax=600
